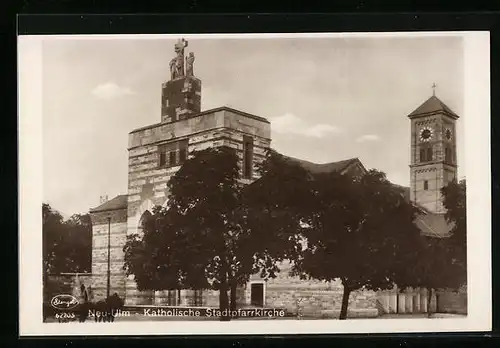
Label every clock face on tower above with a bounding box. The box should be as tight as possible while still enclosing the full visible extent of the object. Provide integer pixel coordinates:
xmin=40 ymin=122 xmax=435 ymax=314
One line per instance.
xmin=444 ymin=128 xmax=452 ymax=141
xmin=419 ymin=126 xmax=434 ymax=142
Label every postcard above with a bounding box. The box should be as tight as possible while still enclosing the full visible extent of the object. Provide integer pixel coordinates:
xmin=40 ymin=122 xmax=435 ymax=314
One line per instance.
xmin=18 ymin=31 xmax=491 ymax=336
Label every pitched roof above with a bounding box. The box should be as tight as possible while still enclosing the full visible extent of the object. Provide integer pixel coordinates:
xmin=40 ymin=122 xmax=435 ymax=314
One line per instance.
xmin=90 ymin=194 xmax=128 ymax=213
xmin=408 ymin=95 xmax=459 ymax=119
xmin=415 ymin=213 xmax=454 ymax=238
xmin=284 ymin=156 xmax=365 ymax=175
xmin=382 ymin=184 xmax=453 ymax=237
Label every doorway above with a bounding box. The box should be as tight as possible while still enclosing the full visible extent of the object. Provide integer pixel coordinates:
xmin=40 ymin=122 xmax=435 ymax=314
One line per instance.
xmin=250 ymin=283 xmax=264 ymax=307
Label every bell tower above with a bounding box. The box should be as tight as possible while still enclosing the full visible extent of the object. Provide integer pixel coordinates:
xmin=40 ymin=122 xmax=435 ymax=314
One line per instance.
xmin=408 ymin=86 xmax=459 ymax=214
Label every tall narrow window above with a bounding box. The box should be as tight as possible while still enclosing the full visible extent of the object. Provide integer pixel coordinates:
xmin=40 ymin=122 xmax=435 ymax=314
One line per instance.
xmin=159 ymin=151 xmax=166 ymax=167
xmin=169 ymin=151 xmax=177 ymax=167
xmin=179 ymin=139 xmax=188 ymax=164
xmin=179 ymin=148 xmax=187 ymax=164
xmin=445 ymin=147 xmax=452 ymax=163
xmin=420 ymin=148 xmax=426 ymax=162
xmin=426 ymin=147 xmax=433 ymax=161
xmin=243 ymin=136 xmax=254 ymax=179
xmin=424 ymin=180 xmax=429 ymax=190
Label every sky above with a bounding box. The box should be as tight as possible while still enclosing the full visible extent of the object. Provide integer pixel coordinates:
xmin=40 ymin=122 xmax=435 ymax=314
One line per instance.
xmin=41 ymin=35 xmax=465 ymax=216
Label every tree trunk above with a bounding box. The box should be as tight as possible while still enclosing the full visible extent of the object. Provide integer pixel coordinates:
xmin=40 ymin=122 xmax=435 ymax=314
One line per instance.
xmin=339 ymin=282 xmax=351 ymax=320
xmin=219 ymin=248 xmax=231 ymax=321
xmin=427 ymin=287 xmax=433 ymax=318
xmin=219 ymin=283 xmax=230 ymax=321
xmin=230 ymin=281 xmax=237 ymax=311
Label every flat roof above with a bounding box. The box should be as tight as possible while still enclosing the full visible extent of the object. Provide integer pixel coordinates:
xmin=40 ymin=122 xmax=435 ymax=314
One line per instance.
xmin=130 ymin=106 xmax=270 ymax=134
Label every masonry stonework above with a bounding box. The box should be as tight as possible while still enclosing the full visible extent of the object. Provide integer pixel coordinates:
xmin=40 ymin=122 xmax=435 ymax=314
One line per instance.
xmin=89 ymin=204 xmax=128 ymax=301
xmin=123 ymin=107 xmax=271 ymax=305
xmin=251 ymin=261 xmax=379 ymax=318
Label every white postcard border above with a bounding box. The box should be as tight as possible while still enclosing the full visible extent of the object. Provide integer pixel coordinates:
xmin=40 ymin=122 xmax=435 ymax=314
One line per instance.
xmin=18 ymin=31 xmax=491 ymax=336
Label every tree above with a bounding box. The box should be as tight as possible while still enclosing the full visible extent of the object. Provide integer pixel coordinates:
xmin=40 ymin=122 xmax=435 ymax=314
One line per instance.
xmin=293 ymin=170 xmax=422 ymax=319
xmin=397 ymin=234 xmax=463 ymax=316
xmin=64 ymin=213 xmax=93 ymax=273
xmin=43 ymin=204 xmax=93 ymax=274
xmin=395 ymin=179 xmax=467 ymax=316
xmin=237 ymin=150 xmax=313 ymax=303
xmin=123 ymin=147 xmax=303 ymax=320
xmin=43 ymin=203 xmax=66 ymax=298
xmin=42 ymin=204 xmax=93 ymax=305
xmin=123 ymin=205 xmax=203 ymax=292
xmin=442 ymin=178 xmax=467 ymax=279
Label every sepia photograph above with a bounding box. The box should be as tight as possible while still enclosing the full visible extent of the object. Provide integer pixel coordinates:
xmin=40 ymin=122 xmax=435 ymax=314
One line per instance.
xmin=18 ymin=32 xmax=490 ymax=335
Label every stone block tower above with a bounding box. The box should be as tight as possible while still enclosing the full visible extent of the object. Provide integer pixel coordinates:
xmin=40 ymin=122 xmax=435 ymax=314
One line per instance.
xmin=408 ymin=89 xmax=459 ymax=213
xmin=123 ymin=39 xmax=271 ymax=305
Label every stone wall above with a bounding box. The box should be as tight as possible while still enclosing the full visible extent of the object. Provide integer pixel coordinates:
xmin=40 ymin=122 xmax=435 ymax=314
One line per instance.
xmin=122 ymin=287 xmax=224 ymax=307
xmin=436 ymin=287 xmax=467 ymax=314
xmin=247 ymin=260 xmax=379 ymax=319
xmin=161 ymin=76 xmax=202 ymax=123
xmin=89 ymin=207 xmax=128 ymax=301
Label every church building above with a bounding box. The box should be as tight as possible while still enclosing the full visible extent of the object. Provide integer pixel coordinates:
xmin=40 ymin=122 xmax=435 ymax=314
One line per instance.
xmin=88 ymin=39 xmax=464 ymax=317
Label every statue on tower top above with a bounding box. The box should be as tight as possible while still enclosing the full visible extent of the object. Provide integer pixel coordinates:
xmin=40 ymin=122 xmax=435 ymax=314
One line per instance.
xmin=169 ymin=38 xmax=189 ymax=80
xmin=185 ymin=52 xmax=195 ymax=77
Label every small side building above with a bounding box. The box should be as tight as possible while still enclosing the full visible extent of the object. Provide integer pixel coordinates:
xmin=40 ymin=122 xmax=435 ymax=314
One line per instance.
xmin=88 ymin=195 xmax=128 ymax=300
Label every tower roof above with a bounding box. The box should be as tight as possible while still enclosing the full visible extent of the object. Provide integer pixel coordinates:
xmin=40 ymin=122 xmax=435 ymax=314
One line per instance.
xmin=408 ymin=95 xmax=459 ymax=120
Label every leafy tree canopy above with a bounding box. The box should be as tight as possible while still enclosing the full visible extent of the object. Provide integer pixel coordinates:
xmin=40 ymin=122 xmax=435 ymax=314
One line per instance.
xmin=42 ymin=203 xmax=92 ymax=274
xmin=292 ymin=169 xmax=422 ymax=319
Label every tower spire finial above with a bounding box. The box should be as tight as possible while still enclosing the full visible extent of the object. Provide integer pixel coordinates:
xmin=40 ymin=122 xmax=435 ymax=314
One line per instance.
xmin=432 ymin=82 xmax=437 ymax=96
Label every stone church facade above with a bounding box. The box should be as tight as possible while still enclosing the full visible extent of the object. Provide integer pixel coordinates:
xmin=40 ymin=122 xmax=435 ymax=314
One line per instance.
xmin=87 ymin=39 xmax=465 ymax=317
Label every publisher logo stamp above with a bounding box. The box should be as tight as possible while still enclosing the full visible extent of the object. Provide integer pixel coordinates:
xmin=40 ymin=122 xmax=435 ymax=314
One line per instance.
xmin=50 ymin=294 xmax=79 ymax=310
